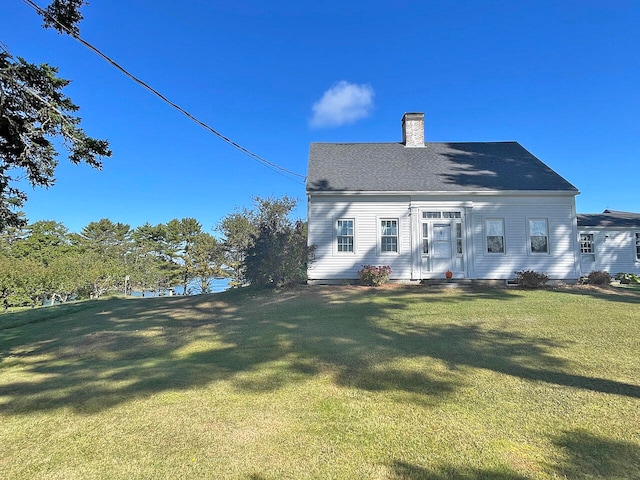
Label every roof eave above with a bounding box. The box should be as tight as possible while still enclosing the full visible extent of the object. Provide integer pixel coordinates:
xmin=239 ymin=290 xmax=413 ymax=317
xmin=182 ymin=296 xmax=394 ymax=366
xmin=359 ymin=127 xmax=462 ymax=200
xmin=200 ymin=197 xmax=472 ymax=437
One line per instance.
xmin=307 ymin=189 xmax=580 ymax=197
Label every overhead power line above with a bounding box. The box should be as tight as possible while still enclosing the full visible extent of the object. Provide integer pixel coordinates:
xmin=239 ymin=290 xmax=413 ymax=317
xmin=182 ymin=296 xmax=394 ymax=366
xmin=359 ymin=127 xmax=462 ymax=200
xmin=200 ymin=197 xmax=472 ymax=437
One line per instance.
xmin=20 ymin=0 xmax=306 ymax=183
xmin=0 ymin=41 xmax=11 ymax=55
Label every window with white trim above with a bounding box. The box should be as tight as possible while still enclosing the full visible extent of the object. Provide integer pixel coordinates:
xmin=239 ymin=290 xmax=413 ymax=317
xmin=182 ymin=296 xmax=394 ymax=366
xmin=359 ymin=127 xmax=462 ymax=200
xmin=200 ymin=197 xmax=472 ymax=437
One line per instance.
xmin=529 ymin=219 xmax=549 ymax=254
xmin=636 ymin=233 xmax=640 ymax=260
xmin=485 ymin=219 xmax=505 ymax=254
xmin=422 ymin=211 xmax=462 ymax=219
xmin=336 ymin=219 xmax=354 ymax=252
xmin=580 ymin=233 xmax=594 ymax=254
xmin=380 ymin=219 xmax=398 ymax=253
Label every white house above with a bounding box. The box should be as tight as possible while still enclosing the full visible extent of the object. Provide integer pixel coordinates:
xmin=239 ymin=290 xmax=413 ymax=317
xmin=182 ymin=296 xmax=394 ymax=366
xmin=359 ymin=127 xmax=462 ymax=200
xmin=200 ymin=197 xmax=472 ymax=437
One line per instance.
xmin=306 ymin=112 xmax=640 ymax=284
xmin=576 ymin=210 xmax=640 ymax=276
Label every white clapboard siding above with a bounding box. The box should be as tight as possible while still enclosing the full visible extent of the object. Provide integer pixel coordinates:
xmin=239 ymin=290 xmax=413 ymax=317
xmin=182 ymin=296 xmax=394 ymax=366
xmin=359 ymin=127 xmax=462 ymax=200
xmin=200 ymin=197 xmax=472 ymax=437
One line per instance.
xmin=578 ymin=229 xmax=640 ymax=275
xmin=308 ymin=194 xmax=580 ymax=282
xmin=469 ymin=197 xmax=579 ymax=279
xmin=308 ymin=196 xmax=413 ymax=280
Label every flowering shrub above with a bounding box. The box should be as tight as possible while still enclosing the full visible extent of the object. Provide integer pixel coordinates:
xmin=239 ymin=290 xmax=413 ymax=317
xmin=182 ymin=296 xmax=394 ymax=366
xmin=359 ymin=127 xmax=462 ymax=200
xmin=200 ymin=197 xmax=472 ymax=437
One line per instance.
xmin=358 ymin=265 xmax=392 ymax=286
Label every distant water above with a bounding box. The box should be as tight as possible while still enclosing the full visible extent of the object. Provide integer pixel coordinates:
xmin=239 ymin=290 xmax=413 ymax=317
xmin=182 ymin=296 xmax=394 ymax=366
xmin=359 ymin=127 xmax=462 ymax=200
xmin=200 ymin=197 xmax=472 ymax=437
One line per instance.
xmin=174 ymin=277 xmax=231 ymax=295
xmin=130 ymin=277 xmax=231 ymax=297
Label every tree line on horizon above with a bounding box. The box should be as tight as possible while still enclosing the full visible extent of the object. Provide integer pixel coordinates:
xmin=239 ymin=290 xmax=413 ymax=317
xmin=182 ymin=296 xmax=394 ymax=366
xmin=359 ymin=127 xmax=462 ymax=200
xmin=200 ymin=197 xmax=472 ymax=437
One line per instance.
xmin=0 ymin=196 xmax=311 ymax=310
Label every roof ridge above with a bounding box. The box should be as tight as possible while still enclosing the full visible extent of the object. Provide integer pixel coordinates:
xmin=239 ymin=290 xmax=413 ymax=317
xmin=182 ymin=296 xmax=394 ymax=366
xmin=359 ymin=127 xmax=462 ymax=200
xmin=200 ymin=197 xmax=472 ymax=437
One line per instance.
xmin=310 ymin=141 xmax=521 ymax=146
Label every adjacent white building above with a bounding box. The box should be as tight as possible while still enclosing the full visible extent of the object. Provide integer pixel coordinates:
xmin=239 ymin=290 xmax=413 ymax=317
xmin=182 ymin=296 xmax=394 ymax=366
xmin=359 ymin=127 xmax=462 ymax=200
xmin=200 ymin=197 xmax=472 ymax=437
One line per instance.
xmin=576 ymin=210 xmax=640 ymax=276
xmin=306 ymin=113 xmax=640 ymax=283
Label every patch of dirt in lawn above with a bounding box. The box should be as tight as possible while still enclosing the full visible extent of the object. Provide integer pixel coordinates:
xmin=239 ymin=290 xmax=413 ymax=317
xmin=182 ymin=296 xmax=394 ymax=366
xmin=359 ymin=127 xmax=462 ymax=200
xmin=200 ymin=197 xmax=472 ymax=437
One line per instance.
xmin=552 ymin=283 xmax=640 ymax=297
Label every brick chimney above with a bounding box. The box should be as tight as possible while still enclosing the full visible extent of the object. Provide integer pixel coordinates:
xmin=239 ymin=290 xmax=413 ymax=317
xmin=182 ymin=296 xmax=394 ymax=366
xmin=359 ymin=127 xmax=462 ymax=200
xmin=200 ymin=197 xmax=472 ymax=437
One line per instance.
xmin=402 ymin=112 xmax=425 ymax=147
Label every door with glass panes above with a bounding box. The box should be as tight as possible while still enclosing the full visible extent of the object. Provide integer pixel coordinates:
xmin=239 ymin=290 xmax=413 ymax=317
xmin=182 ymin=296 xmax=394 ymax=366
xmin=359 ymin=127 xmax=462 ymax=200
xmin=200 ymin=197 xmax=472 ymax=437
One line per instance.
xmin=420 ymin=211 xmax=464 ymax=277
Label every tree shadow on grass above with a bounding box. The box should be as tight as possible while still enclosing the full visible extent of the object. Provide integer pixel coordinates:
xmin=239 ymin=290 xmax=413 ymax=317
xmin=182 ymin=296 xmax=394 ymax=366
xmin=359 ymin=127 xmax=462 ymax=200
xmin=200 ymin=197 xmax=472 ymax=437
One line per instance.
xmin=1 ymin=286 xmax=638 ymax=415
xmin=389 ymin=461 xmax=530 ymax=479
xmin=0 ymin=294 xmax=247 ymax=413
xmin=551 ymin=429 xmax=640 ymax=479
xmin=364 ymin=321 xmax=640 ymax=398
xmin=388 ymin=429 xmax=640 ymax=479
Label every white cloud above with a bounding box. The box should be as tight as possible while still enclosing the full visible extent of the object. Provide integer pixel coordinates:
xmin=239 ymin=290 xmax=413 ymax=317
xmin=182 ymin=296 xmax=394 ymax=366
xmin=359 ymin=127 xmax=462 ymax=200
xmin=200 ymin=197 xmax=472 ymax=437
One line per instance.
xmin=309 ymin=81 xmax=374 ymax=128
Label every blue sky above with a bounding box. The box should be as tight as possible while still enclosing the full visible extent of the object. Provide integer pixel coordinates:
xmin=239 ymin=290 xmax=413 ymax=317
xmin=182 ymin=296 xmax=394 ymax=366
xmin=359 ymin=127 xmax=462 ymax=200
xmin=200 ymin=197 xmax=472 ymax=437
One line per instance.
xmin=3 ymin=0 xmax=639 ymax=234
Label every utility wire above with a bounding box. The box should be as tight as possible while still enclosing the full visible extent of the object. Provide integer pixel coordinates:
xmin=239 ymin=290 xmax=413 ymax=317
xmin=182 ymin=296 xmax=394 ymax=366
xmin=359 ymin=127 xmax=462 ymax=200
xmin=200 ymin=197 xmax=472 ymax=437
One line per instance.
xmin=20 ymin=0 xmax=307 ymax=184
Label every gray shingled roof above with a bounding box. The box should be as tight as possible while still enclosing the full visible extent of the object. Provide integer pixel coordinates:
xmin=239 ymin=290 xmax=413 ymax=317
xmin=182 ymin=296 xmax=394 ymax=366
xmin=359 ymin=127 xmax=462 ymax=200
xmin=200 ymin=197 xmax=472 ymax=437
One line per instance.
xmin=307 ymin=142 xmax=579 ymax=193
xmin=577 ymin=210 xmax=640 ymax=228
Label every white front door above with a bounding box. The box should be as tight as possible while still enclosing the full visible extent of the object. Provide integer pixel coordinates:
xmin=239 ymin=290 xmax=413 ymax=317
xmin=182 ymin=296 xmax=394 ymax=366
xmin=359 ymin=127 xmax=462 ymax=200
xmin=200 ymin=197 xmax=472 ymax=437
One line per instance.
xmin=431 ymin=223 xmax=453 ymax=273
xmin=420 ymin=211 xmax=464 ymax=278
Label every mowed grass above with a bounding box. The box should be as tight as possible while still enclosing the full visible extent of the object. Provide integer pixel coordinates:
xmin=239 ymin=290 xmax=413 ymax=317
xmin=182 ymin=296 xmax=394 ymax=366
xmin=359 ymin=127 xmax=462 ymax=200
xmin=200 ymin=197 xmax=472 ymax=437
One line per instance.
xmin=1 ymin=285 xmax=639 ymax=479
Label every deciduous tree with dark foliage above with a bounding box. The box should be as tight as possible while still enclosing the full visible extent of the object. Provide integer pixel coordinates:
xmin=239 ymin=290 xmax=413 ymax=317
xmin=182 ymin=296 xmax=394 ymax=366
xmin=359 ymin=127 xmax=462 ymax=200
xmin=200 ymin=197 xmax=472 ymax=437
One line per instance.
xmin=243 ymin=197 xmax=312 ymax=288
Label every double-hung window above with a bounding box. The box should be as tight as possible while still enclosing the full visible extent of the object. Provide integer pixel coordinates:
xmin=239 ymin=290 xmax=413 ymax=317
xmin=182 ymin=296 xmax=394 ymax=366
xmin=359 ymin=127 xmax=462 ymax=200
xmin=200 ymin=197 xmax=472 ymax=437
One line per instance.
xmin=485 ymin=219 xmax=505 ymax=254
xmin=336 ymin=219 xmax=354 ymax=252
xmin=636 ymin=233 xmax=640 ymax=261
xmin=529 ymin=219 xmax=549 ymax=254
xmin=380 ymin=219 xmax=398 ymax=253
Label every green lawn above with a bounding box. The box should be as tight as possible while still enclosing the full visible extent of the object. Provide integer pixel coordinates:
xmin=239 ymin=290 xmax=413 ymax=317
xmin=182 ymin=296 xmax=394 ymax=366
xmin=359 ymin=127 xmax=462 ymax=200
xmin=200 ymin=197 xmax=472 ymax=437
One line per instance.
xmin=1 ymin=285 xmax=639 ymax=479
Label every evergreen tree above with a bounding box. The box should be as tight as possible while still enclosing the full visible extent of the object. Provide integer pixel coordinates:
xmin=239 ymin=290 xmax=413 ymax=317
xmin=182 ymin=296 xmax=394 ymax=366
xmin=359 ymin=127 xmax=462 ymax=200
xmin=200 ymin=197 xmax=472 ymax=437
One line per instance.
xmin=0 ymin=1 xmax=110 ymax=231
